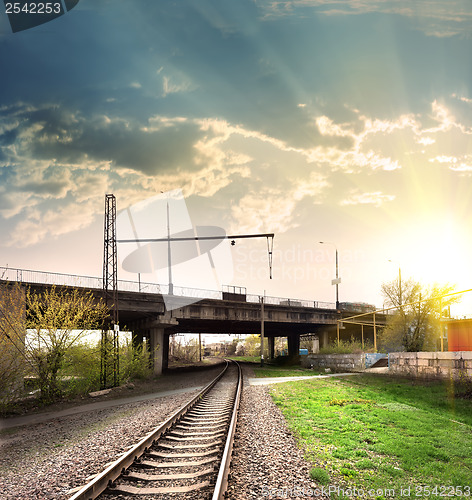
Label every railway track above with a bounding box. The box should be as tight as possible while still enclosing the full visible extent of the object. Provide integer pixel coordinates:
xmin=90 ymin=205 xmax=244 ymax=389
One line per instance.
xmin=69 ymin=360 xmax=242 ymax=500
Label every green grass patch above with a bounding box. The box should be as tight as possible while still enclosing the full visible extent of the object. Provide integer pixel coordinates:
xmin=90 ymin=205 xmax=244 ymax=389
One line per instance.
xmin=252 ymin=364 xmax=324 ymax=378
xmin=226 ymin=356 xmax=260 ymax=363
xmin=270 ymin=374 xmax=472 ymax=495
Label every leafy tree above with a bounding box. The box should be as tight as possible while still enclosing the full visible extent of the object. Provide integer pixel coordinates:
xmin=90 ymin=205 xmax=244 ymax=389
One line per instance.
xmin=241 ymin=334 xmax=262 ymax=357
xmin=380 ymin=278 xmax=457 ymax=352
xmin=0 ymin=283 xmax=108 ymax=403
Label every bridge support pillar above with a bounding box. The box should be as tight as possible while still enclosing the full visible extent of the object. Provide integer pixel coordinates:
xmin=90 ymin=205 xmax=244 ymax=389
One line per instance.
xmin=287 ymin=334 xmax=300 ymax=357
xmin=149 ymin=328 xmax=171 ymax=375
xmin=148 ymin=316 xmax=178 ymax=375
xmin=320 ymin=331 xmax=329 ymax=349
xmin=268 ymin=337 xmax=275 ymax=360
xmin=312 ymin=336 xmax=320 ymax=354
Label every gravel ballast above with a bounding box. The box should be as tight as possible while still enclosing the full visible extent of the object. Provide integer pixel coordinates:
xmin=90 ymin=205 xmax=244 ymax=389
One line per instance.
xmin=0 ymin=367 xmax=222 ymax=500
xmin=227 ymin=366 xmax=325 ymax=499
xmin=0 ymin=364 xmax=325 ymax=499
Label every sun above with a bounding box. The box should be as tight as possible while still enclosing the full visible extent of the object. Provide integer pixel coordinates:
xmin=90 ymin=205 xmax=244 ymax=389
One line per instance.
xmin=392 ymin=216 xmax=470 ymax=290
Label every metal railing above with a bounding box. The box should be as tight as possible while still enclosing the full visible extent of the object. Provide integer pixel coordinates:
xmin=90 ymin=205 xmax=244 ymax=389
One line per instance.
xmin=0 ymin=266 xmax=336 ymax=310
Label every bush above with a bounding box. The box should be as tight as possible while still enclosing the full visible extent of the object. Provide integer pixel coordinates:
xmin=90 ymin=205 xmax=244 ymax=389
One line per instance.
xmin=320 ymin=338 xmax=374 ymax=354
xmin=61 ymin=343 xmax=101 ymax=396
xmin=310 ymin=467 xmax=330 ymax=485
xmin=59 ymin=338 xmax=153 ymax=396
xmin=120 ymin=339 xmax=153 ymax=381
xmin=452 ymin=371 xmax=472 ymax=400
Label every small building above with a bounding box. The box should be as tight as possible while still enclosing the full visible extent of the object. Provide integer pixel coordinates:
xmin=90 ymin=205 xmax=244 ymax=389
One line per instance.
xmin=445 ymin=318 xmax=472 ymax=351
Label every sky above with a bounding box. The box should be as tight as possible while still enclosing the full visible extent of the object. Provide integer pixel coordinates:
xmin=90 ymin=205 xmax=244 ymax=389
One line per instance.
xmin=1 ymin=0 xmax=472 ymax=314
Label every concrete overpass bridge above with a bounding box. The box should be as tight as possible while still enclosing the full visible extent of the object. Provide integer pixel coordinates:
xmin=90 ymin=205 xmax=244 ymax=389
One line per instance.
xmin=1 ymin=267 xmax=386 ymax=374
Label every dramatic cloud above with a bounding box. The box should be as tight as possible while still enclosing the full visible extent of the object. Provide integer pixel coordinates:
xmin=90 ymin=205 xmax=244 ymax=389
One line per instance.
xmin=1 ymin=97 xmax=471 ymax=250
xmin=259 ymin=0 xmax=472 ymax=37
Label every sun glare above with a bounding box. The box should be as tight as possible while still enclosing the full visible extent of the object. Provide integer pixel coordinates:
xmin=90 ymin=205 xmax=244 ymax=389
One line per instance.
xmin=393 ymin=217 xmax=470 ymax=290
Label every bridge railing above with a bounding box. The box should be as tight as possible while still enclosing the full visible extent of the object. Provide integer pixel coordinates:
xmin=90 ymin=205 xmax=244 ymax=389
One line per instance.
xmin=245 ymin=294 xmax=335 ymax=309
xmin=0 ymin=266 xmax=336 ymax=310
xmin=0 ymin=266 xmax=104 ymax=290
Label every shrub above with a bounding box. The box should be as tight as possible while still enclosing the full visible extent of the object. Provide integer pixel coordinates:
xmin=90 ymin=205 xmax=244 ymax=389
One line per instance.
xmin=320 ymin=337 xmax=374 ymax=354
xmin=61 ymin=343 xmax=101 ymax=396
xmin=310 ymin=467 xmax=330 ymax=485
xmin=120 ymin=339 xmax=153 ymax=381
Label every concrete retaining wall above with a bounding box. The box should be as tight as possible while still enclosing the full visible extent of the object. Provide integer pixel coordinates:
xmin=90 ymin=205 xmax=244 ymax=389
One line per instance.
xmin=389 ymin=351 xmax=472 ymax=380
xmin=302 ymin=353 xmax=365 ymax=372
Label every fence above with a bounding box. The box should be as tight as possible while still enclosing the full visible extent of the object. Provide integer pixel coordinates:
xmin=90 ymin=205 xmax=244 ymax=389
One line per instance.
xmin=0 ymin=266 xmax=336 ymax=310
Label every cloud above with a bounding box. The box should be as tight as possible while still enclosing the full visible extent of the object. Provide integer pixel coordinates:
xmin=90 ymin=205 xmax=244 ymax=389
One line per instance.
xmin=162 ymin=76 xmax=193 ymax=97
xmin=0 ymin=105 xmax=204 ymax=176
xmin=417 ymin=137 xmax=435 ymax=146
xmin=2 ymin=98 xmax=472 ymax=248
xmin=340 ymin=190 xmax=395 ymax=207
xmin=7 ymin=200 xmax=98 ymax=248
xmin=450 ymin=163 xmax=472 ymax=173
xmin=429 ymin=154 xmax=472 ymax=174
xmin=258 ymin=0 xmax=472 ymax=37
xmin=230 ymin=172 xmax=328 ymax=234
xmin=452 ymin=93 xmax=472 ymax=105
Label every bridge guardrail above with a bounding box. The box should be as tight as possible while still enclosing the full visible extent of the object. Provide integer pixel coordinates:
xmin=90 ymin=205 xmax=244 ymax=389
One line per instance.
xmin=0 ymin=266 xmax=337 ymax=310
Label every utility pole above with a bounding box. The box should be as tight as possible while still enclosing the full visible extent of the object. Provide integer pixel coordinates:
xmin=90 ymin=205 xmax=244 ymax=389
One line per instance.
xmin=166 ymin=201 xmax=173 ymax=295
xmin=260 ymin=290 xmax=265 ymax=367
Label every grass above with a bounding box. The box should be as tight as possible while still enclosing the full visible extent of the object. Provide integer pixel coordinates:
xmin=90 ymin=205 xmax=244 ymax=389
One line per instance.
xmin=253 ymin=364 xmax=324 ymax=378
xmin=227 ymin=357 xmax=325 ymax=377
xmin=270 ymin=374 xmax=472 ymax=497
xmin=227 ymin=355 xmax=260 ymax=363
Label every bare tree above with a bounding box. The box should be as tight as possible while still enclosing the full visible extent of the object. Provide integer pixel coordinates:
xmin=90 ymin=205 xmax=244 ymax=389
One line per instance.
xmin=0 ymin=282 xmax=26 ymax=407
xmin=380 ymin=278 xmax=457 ymax=352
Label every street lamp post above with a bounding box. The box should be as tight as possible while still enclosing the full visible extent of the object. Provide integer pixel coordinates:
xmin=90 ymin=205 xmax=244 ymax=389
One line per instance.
xmin=320 ymin=241 xmax=340 ymax=310
xmin=388 ymin=259 xmax=402 ymax=308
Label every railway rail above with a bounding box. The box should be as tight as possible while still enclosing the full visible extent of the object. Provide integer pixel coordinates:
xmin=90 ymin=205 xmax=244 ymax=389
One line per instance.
xmin=69 ymin=360 xmax=242 ymax=500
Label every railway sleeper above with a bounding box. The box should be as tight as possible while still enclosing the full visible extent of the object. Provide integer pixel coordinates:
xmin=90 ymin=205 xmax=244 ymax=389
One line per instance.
xmin=107 ymin=481 xmax=211 ymax=495
xmin=124 ymin=467 xmax=215 ymax=481
xmin=138 ymin=457 xmax=217 ymax=468
xmin=171 ymin=429 xmax=224 ymax=439
xmin=165 ymin=432 xmax=225 ymax=441
xmin=181 ymin=417 xmax=229 ymax=424
xmin=186 ymin=416 xmax=230 ymax=423
xmin=191 ymin=400 xmax=233 ymax=407
xmin=201 ymin=399 xmax=233 ymax=404
xmin=147 ymin=449 xmax=221 ymax=459
xmin=158 ymin=439 xmax=223 ymax=449
xmin=175 ymin=422 xmax=227 ymax=430
xmin=186 ymin=410 xmax=231 ymax=418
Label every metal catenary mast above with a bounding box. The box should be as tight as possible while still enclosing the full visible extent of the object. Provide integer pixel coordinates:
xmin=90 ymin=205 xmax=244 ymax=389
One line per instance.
xmin=102 ymin=194 xmax=119 ymax=388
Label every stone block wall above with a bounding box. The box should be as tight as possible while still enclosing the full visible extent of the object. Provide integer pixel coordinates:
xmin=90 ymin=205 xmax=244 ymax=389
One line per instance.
xmin=389 ymin=351 xmax=472 ymax=380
